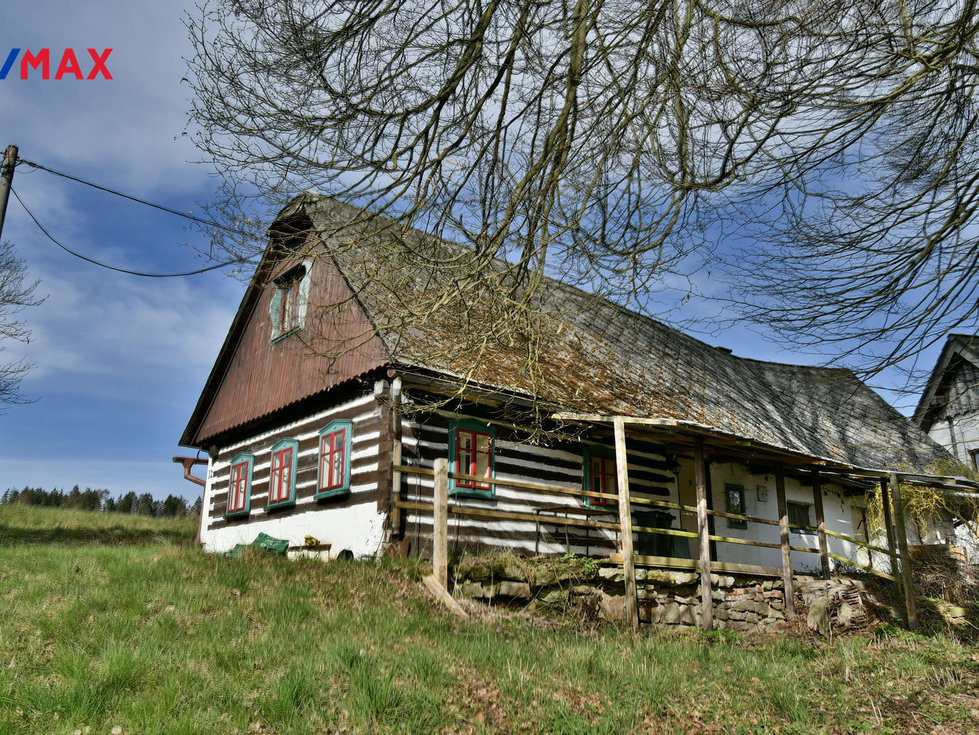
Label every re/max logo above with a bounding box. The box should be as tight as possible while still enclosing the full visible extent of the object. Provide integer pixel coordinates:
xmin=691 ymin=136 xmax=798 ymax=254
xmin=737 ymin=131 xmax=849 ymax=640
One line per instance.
xmin=0 ymin=48 xmax=112 ymax=80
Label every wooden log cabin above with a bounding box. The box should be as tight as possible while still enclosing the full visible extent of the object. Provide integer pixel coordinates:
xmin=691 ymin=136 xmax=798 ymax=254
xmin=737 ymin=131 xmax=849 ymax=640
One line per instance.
xmin=180 ymin=194 xmax=977 ymax=583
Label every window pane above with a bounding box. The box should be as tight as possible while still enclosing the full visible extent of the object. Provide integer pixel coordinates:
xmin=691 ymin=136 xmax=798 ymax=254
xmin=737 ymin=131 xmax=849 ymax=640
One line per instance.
xmin=475 ymin=444 xmax=490 ymax=486
xmin=332 ymin=435 xmax=344 ymax=488
xmin=457 ymin=431 xmax=474 ymax=485
xmin=229 ymin=463 xmax=247 ymax=512
xmin=726 ymin=485 xmax=746 ymax=528
xmin=454 ymin=427 xmax=492 ymax=492
xmin=603 ymin=458 xmax=617 ymax=496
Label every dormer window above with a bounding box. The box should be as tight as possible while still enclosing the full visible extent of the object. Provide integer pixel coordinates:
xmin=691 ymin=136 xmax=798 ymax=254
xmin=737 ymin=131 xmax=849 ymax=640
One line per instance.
xmin=270 ymin=260 xmax=311 ymax=342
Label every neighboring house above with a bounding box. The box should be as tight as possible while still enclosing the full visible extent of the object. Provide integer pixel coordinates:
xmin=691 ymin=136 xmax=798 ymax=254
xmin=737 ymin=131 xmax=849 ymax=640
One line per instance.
xmin=914 ymin=334 xmax=979 ymax=470
xmin=180 ymin=194 xmax=963 ymax=573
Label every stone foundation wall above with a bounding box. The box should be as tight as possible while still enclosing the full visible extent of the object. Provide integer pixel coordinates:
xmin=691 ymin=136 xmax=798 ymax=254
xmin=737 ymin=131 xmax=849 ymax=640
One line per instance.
xmin=450 ymin=557 xmax=879 ymax=633
xmin=450 ymin=557 xmax=789 ymax=630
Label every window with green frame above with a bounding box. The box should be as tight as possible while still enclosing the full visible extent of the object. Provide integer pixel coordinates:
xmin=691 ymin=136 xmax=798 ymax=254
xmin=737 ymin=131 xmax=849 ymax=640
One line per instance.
xmin=725 ymin=484 xmax=747 ymax=529
xmin=317 ymin=420 xmax=353 ymax=500
xmin=269 ymin=260 xmax=311 ymax=342
xmin=583 ymin=448 xmax=617 ymax=507
xmin=787 ymin=502 xmax=815 ymax=534
xmin=267 ymin=439 xmax=299 ymax=509
xmin=226 ymin=453 xmax=254 ymax=519
xmin=448 ymin=418 xmax=495 ymax=499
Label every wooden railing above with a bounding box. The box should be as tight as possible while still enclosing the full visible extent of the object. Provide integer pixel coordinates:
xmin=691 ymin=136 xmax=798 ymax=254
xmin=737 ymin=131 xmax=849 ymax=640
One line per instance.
xmin=393 ymin=457 xmax=914 ymax=629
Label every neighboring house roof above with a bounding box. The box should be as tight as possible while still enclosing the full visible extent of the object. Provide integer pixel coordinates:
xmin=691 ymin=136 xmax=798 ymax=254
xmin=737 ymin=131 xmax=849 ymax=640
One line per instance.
xmin=182 ymin=194 xmax=949 ymax=472
xmin=913 ymin=334 xmax=979 ymax=433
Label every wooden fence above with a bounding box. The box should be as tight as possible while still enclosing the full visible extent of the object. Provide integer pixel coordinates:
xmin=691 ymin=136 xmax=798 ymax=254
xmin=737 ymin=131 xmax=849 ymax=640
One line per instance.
xmin=393 ymin=428 xmax=924 ymax=630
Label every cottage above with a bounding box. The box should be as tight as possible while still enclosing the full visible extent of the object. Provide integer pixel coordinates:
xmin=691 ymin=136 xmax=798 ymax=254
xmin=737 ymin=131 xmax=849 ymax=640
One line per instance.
xmin=180 ymin=195 xmax=974 ymax=611
xmin=915 ymin=334 xmax=979 ymax=470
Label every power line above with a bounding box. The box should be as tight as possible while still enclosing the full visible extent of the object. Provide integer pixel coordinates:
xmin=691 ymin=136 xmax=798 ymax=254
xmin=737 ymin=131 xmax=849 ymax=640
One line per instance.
xmin=11 ymin=187 xmax=255 ymax=278
xmin=16 ymin=156 xmax=246 ymax=235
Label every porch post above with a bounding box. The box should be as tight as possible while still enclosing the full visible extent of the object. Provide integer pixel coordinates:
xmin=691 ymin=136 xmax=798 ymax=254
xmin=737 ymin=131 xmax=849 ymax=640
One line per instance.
xmin=613 ymin=417 xmax=639 ymax=631
xmin=432 ymin=458 xmax=449 ymax=589
xmin=811 ymin=470 xmax=830 ymax=579
xmin=694 ymin=440 xmax=714 ymax=629
xmin=775 ymin=466 xmax=796 ymax=620
xmin=889 ymin=472 xmax=918 ymax=630
xmin=879 ymin=477 xmax=898 ymax=581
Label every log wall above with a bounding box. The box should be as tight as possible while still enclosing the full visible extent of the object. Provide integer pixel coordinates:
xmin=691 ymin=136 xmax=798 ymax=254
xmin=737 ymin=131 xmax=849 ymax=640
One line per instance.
xmin=199 ymin=386 xmax=389 ymax=556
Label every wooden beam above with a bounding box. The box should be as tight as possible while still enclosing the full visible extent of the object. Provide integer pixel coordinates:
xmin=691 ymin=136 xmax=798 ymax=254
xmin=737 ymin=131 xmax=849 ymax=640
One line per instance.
xmin=613 ymin=417 xmax=639 ymax=631
xmin=610 ymin=552 xmax=782 ymax=577
xmin=826 ymin=553 xmax=897 ymax=582
xmin=812 ymin=470 xmax=830 ymax=579
xmin=395 ymin=500 xmax=621 ymax=531
xmin=880 ymin=477 xmax=898 ymax=583
xmin=694 ymin=440 xmax=714 ymax=629
xmin=422 ymin=574 xmax=469 ymax=619
xmin=822 ymin=528 xmax=892 ymax=556
xmin=890 ymin=473 xmax=918 ymax=630
xmin=395 ymin=464 xmax=613 ymax=504
xmin=390 ymin=377 xmax=403 ymax=536
xmin=775 ymin=466 xmax=795 ymax=620
xmin=432 ymin=458 xmax=449 ymax=589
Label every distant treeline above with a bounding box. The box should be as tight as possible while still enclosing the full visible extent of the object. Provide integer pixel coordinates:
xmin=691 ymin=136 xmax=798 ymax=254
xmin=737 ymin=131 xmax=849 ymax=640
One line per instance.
xmin=1 ymin=486 xmax=202 ymax=518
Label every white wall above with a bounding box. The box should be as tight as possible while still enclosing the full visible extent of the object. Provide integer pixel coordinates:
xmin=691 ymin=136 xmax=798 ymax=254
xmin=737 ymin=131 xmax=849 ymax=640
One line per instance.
xmin=676 ymin=459 xmax=869 ymax=574
xmin=199 ymin=392 xmax=387 ymax=558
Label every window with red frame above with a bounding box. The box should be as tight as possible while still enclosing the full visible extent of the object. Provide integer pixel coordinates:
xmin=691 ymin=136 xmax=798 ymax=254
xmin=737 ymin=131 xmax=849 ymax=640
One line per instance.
xmin=227 ymin=455 xmax=253 ymax=516
xmin=317 ymin=420 xmax=352 ymax=499
xmin=320 ymin=428 xmax=346 ymax=491
xmin=269 ymin=443 xmax=295 ymax=506
xmin=455 ymin=428 xmax=492 ymax=490
xmin=586 ymin=452 xmax=617 ymax=506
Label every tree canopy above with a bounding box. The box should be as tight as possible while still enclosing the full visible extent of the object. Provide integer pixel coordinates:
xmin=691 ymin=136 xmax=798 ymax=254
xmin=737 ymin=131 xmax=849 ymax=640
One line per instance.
xmin=186 ymin=0 xmax=979 ymax=380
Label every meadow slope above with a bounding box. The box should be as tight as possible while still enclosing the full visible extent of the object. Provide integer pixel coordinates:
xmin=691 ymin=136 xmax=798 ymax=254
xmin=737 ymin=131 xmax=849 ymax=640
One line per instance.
xmin=1 ymin=505 xmax=978 ymax=734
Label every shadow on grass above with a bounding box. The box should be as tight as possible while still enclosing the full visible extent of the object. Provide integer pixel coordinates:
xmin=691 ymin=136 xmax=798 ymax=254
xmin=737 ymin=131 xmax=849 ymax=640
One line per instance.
xmin=0 ymin=524 xmax=195 ymax=547
xmin=913 ymin=597 xmax=979 ymax=643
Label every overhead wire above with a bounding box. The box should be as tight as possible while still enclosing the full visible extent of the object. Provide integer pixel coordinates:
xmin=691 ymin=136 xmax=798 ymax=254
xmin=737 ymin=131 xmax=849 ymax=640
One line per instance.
xmin=16 ymin=157 xmax=243 ymax=235
xmin=10 ymin=156 xmax=260 ymax=278
xmin=11 ymin=187 xmax=254 ymax=278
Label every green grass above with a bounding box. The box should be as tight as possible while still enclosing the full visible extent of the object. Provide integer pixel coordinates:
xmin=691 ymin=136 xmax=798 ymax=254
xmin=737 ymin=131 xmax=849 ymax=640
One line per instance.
xmin=0 ymin=505 xmax=196 ymax=546
xmin=1 ymin=509 xmax=978 ymax=733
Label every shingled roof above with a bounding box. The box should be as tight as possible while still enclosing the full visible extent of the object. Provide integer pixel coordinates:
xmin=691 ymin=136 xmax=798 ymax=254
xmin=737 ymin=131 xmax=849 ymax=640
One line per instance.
xmin=184 ymin=194 xmax=949 ymax=472
xmin=298 ymin=195 xmax=948 ymax=472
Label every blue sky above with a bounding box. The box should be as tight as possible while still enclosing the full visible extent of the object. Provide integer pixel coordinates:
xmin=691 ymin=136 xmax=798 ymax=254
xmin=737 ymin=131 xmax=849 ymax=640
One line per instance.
xmin=0 ymin=1 xmax=940 ymax=503
xmin=0 ymin=1 xmax=243 ymax=501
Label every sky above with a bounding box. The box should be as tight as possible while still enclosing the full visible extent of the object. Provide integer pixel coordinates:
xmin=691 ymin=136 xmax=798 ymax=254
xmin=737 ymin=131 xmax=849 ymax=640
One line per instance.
xmin=0 ymin=1 xmax=945 ymax=503
xmin=0 ymin=1 xmax=244 ymax=502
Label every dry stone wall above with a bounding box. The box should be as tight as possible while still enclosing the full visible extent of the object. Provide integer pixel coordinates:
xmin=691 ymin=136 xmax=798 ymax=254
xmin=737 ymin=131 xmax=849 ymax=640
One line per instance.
xmin=449 ymin=557 xmax=788 ymax=630
xmin=450 ymin=556 xmax=879 ymax=633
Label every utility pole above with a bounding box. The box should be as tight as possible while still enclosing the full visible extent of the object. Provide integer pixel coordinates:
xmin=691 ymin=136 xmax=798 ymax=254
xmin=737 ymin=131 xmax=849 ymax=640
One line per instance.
xmin=0 ymin=144 xmax=19 ymax=241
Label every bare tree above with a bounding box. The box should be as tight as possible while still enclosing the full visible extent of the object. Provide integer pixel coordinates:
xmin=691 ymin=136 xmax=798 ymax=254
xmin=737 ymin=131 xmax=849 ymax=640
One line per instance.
xmin=0 ymin=241 xmax=41 ymax=411
xmin=185 ymin=0 xmax=979 ymax=379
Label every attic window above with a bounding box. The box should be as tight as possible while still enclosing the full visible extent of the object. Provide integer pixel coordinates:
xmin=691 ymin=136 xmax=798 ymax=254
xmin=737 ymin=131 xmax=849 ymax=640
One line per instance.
xmin=270 ymin=260 xmax=311 ymax=342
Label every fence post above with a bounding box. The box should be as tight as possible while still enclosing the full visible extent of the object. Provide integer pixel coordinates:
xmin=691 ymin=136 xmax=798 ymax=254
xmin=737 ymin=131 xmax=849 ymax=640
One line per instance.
xmin=613 ymin=417 xmax=639 ymax=631
xmin=775 ymin=466 xmax=795 ymax=620
xmin=811 ymin=470 xmax=830 ymax=579
xmin=879 ymin=477 xmax=898 ymax=583
xmin=694 ymin=440 xmax=714 ymax=629
xmin=433 ymin=458 xmax=449 ymax=589
xmin=889 ymin=472 xmax=917 ymax=630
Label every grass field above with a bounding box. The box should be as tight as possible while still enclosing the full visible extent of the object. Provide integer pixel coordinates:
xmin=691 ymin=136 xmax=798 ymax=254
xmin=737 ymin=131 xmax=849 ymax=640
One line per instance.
xmin=1 ymin=505 xmax=978 ymax=734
